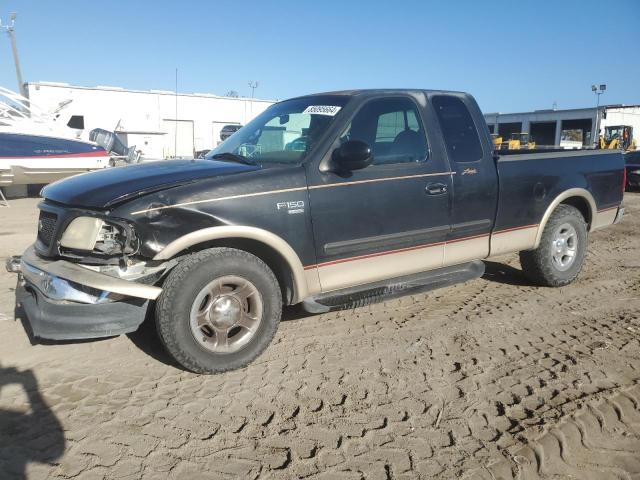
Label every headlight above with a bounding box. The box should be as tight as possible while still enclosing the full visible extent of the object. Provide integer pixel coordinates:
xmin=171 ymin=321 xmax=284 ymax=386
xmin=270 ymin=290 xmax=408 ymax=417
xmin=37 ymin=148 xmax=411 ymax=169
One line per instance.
xmin=94 ymin=222 xmax=127 ymax=255
xmin=59 ymin=217 xmax=104 ymax=250
xmin=60 ymin=217 xmax=138 ymax=255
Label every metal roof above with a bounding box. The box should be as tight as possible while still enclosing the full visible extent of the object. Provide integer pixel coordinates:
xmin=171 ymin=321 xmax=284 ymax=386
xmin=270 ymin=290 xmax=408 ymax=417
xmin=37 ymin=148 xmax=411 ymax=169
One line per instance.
xmin=485 ymin=104 xmax=640 ymax=117
xmin=27 ymin=81 xmax=275 ymax=103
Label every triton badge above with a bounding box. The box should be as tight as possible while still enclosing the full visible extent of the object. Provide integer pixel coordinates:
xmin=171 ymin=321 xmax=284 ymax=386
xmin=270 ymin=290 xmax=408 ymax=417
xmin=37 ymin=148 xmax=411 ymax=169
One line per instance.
xmin=462 ymin=168 xmax=478 ymax=176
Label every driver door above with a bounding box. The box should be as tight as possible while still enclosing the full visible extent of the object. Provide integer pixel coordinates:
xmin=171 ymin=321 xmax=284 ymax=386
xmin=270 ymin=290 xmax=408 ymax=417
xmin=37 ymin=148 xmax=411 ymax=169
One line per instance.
xmin=306 ymin=94 xmax=453 ymax=292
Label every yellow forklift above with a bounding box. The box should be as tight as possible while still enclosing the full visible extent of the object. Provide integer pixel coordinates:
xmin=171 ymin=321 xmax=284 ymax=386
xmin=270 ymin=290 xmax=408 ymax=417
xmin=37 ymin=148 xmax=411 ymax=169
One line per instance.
xmin=599 ymin=125 xmax=637 ymax=151
xmin=507 ymin=133 xmax=536 ymax=150
xmin=492 ymin=132 xmax=535 ymax=150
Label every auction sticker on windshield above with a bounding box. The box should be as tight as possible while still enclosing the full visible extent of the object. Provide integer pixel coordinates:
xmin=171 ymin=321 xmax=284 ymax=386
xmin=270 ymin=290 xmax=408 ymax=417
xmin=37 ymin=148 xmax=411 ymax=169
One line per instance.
xmin=302 ymin=105 xmax=342 ymax=116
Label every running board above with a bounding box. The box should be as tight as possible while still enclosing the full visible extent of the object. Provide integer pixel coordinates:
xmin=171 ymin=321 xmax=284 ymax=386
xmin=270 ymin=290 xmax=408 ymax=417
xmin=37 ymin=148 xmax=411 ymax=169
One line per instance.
xmin=302 ymin=260 xmax=485 ymax=313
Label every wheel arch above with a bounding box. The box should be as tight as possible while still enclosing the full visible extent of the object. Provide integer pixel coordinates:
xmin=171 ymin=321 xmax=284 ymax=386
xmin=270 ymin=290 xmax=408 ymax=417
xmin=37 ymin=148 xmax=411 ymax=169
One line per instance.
xmin=533 ymin=188 xmax=596 ymax=249
xmin=153 ymin=226 xmax=312 ymax=304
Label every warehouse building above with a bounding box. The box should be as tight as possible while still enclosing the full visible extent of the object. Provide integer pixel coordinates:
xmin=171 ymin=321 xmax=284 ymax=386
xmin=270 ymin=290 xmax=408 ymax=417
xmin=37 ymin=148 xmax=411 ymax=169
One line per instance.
xmin=484 ymin=105 xmax=640 ymax=149
xmin=25 ymin=82 xmax=275 ymax=159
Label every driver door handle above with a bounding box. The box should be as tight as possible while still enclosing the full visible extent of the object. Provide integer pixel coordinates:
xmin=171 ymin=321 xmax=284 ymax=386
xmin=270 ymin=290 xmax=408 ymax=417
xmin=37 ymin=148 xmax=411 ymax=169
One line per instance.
xmin=425 ymin=182 xmax=448 ymax=195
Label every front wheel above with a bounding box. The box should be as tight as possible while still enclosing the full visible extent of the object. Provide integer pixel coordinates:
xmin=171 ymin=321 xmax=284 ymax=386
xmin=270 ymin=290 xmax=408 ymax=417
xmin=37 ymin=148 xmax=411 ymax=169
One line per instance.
xmin=155 ymin=247 xmax=282 ymax=374
xmin=519 ymin=204 xmax=588 ymax=287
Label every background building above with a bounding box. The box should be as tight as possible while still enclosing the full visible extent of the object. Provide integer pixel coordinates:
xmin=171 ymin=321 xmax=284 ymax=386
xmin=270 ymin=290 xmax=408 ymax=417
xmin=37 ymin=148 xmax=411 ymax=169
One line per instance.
xmin=26 ymin=82 xmax=275 ymax=159
xmin=485 ymin=105 xmax=640 ymax=149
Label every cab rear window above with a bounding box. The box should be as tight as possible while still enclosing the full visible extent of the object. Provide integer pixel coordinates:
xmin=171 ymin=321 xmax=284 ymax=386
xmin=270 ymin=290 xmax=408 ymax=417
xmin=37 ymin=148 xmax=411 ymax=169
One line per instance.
xmin=432 ymin=95 xmax=483 ymax=163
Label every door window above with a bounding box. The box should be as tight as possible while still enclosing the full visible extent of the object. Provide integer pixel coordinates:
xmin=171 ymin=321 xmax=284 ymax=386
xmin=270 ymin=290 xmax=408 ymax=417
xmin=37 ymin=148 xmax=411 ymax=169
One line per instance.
xmin=342 ymin=97 xmax=428 ymax=165
xmin=432 ymin=95 xmax=483 ymax=163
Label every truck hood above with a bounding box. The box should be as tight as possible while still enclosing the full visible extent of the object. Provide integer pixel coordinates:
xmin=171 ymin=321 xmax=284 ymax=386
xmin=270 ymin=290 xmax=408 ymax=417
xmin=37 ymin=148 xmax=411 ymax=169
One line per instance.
xmin=41 ymin=160 xmax=259 ymax=208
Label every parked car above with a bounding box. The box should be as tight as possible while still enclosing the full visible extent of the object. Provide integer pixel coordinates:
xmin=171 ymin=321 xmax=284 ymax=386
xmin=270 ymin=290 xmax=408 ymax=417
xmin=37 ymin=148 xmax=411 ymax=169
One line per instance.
xmin=625 ymin=150 xmax=640 ymax=190
xmin=8 ymin=89 xmax=625 ymax=373
xmin=220 ymin=124 xmax=242 ymax=142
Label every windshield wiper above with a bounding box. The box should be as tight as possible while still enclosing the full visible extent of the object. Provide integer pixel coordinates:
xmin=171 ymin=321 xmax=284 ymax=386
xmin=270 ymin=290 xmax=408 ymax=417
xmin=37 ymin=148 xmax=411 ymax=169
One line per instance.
xmin=210 ymin=152 xmax=257 ymax=166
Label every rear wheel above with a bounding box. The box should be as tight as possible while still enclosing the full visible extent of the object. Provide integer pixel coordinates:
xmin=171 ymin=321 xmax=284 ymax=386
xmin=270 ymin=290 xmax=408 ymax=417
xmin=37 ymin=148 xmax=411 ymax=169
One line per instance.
xmin=519 ymin=204 xmax=588 ymax=287
xmin=156 ymin=247 xmax=282 ymax=374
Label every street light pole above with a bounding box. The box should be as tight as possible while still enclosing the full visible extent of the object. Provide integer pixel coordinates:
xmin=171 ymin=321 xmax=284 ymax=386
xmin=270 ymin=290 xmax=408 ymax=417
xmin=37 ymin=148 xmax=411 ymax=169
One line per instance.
xmin=592 ymin=83 xmax=606 ymax=108
xmin=1 ymin=13 xmax=28 ymax=99
xmin=591 ymin=84 xmax=607 ymax=148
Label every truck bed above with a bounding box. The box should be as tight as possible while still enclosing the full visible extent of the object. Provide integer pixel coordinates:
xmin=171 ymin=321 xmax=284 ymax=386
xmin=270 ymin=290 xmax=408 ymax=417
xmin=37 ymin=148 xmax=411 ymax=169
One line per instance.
xmin=494 ymin=148 xmax=624 ymax=235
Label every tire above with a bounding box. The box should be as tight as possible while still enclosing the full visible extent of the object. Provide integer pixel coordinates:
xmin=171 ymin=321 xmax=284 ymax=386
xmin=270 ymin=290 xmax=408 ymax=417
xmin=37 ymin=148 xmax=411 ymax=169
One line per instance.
xmin=519 ymin=204 xmax=588 ymax=287
xmin=155 ymin=247 xmax=282 ymax=374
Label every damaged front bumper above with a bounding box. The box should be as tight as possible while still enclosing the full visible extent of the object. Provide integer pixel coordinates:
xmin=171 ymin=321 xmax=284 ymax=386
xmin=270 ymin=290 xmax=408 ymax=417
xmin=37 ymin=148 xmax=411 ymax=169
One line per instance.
xmin=7 ymin=246 xmax=164 ymax=340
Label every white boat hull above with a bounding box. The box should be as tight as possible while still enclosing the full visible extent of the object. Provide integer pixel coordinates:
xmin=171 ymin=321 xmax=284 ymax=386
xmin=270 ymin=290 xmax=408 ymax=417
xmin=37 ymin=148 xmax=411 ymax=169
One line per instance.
xmin=0 ymin=157 xmax=109 ymax=186
xmin=0 ymin=132 xmax=110 ymax=186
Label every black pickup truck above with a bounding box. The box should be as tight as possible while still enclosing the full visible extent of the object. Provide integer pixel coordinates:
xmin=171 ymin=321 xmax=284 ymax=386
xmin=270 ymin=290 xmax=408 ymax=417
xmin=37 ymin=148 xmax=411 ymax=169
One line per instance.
xmin=8 ymin=89 xmax=625 ymax=373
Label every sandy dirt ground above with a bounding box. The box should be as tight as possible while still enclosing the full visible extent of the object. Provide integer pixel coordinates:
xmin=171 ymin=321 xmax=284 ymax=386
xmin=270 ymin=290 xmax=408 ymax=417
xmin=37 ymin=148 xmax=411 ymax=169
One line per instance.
xmin=0 ymin=194 xmax=639 ymax=480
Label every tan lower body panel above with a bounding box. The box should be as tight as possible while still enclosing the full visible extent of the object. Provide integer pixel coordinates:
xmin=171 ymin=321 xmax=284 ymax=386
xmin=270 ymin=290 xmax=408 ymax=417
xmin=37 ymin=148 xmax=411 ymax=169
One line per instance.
xmin=591 ymin=207 xmax=618 ymax=231
xmin=444 ymin=235 xmax=490 ymax=265
xmin=303 ymin=206 xmax=617 ymax=297
xmin=304 ymin=268 xmax=322 ymax=297
xmin=305 ymin=226 xmax=537 ymax=296
xmin=489 ymin=225 xmax=538 ymax=257
xmin=316 ymin=243 xmax=445 ymax=293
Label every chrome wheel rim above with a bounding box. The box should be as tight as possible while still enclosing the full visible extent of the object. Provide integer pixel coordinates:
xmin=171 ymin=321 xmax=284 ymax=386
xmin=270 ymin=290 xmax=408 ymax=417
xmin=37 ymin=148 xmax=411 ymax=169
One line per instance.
xmin=551 ymin=222 xmax=578 ymax=271
xmin=189 ymin=275 xmax=263 ymax=354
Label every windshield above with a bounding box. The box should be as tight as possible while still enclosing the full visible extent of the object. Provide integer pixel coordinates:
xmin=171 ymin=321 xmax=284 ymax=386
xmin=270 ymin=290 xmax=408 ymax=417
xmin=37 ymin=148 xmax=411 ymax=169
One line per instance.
xmin=206 ymin=95 xmax=349 ymax=165
xmin=605 ymin=126 xmax=623 ymax=142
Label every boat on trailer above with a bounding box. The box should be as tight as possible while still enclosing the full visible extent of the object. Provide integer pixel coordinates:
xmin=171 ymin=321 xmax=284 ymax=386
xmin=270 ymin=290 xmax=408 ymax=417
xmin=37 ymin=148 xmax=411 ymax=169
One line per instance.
xmin=0 ymin=87 xmax=110 ymax=187
xmin=0 ymin=132 xmax=109 ymax=187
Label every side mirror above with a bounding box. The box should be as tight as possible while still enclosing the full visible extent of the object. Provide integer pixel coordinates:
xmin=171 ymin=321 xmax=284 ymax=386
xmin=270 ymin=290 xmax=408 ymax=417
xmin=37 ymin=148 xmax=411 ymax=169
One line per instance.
xmin=333 ymin=140 xmax=373 ymax=171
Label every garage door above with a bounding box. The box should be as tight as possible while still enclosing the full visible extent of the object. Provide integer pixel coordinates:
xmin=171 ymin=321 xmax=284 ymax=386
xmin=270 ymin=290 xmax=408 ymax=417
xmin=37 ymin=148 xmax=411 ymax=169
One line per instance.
xmin=162 ymin=119 xmax=194 ymax=159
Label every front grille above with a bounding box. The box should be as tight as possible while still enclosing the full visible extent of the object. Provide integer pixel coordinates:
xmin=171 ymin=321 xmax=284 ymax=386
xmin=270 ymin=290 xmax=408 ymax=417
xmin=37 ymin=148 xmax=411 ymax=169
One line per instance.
xmin=37 ymin=211 xmax=58 ymax=247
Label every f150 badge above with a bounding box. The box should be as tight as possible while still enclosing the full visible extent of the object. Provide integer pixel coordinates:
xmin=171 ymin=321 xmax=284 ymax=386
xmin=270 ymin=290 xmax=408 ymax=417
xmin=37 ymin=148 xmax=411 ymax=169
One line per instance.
xmin=277 ymin=200 xmax=305 ymax=215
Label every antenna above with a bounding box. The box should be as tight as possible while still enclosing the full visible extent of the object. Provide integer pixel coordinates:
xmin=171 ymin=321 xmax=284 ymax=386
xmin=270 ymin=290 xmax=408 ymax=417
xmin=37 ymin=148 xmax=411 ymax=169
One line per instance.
xmin=1 ymin=12 xmax=28 ymax=99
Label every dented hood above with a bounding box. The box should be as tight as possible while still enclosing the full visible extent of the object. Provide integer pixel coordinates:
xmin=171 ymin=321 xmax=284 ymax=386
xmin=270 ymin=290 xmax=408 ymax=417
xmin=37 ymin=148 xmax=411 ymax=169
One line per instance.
xmin=41 ymin=159 xmax=259 ymax=208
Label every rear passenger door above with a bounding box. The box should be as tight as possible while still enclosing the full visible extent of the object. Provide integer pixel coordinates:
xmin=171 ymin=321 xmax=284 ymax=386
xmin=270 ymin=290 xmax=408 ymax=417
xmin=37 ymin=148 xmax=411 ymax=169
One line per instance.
xmin=430 ymin=94 xmax=498 ymax=264
xmin=306 ymin=94 xmax=454 ymax=292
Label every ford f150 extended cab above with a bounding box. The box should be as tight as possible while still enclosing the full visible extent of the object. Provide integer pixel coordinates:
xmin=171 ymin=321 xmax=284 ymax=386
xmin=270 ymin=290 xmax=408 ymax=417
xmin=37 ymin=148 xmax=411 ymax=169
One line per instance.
xmin=7 ymin=89 xmax=625 ymax=373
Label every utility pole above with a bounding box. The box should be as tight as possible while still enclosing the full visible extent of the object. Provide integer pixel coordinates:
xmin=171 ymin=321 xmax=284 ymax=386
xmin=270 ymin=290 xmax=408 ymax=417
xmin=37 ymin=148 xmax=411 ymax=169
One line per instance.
xmin=248 ymin=80 xmax=258 ymax=117
xmin=248 ymin=80 xmax=258 ymax=99
xmin=1 ymin=13 xmax=28 ymax=99
xmin=174 ymin=67 xmax=178 ymax=158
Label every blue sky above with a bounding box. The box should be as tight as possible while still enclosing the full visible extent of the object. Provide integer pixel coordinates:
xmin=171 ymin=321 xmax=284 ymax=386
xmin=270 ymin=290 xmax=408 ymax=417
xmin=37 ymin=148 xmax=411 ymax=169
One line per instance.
xmin=0 ymin=0 xmax=638 ymax=113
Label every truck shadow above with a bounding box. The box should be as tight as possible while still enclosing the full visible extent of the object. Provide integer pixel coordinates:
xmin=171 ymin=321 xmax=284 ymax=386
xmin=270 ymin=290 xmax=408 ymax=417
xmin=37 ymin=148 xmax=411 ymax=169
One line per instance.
xmin=126 ymin=304 xmax=317 ymax=371
xmin=0 ymin=364 xmax=66 ymax=480
xmin=482 ymin=261 xmax=531 ymax=286
xmin=126 ymin=303 xmax=184 ymax=370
